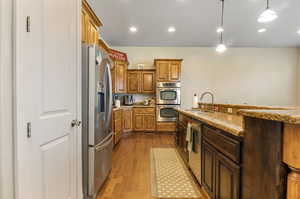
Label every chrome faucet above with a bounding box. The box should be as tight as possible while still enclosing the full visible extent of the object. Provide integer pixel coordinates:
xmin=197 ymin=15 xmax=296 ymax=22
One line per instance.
xmin=200 ymin=92 xmax=214 ymax=112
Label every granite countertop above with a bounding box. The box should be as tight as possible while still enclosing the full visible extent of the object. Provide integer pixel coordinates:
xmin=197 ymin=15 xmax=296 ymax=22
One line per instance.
xmin=239 ymin=109 xmax=300 ymax=124
xmin=175 ymin=108 xmax=244 ymax=137
xmin=198 ymin=102 xmax=293 ymax=110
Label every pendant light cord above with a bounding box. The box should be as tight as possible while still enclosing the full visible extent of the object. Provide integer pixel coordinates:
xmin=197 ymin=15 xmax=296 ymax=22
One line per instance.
xmin=267 ymin=0 xmax=270 ymax=9
xmin=220 ymin=0 xmax=224 ymax=44
xmin=221 ymin=0 xmax=224 ymax=27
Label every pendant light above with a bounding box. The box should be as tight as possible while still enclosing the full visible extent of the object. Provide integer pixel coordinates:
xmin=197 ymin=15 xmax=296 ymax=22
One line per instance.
xmin=216 ymin=0 xmax=227 ymax=53
xmin=258 ymin=0 xmax=278 ymax=23
xmin=216 ymin=0 xmax=225 ymax=33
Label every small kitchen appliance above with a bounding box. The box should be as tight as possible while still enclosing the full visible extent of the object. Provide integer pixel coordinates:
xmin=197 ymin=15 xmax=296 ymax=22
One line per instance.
xmin=123 ymin=95 xmax=134 ymax=106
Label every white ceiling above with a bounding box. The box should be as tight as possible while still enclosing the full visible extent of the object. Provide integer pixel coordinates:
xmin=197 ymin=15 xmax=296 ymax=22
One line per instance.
xmin=92 ymin=0 xmax=300 ymax=47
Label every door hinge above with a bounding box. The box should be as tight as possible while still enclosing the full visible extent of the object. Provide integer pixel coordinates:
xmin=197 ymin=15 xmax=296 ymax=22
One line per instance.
xmin=26 ymin=16 xmax=31 ymax=32
xmin=26 ymin=122 xmax=32 ymax=138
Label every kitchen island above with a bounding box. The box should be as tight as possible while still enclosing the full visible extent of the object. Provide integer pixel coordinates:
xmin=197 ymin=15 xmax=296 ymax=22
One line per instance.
xmin=175 ymin=106 xmax=299 ymax=199
xmin=239 ymin=109 xmax=300 ymax=199
xmin=174 ymin=108 xmax=244 ymax=199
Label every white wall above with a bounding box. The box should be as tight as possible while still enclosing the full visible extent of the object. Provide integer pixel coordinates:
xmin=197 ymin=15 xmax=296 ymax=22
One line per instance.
xmin=114 ymin=47 xmax=298 ymax=108
xmin=0 ymin=0 xmax=14 ymax=198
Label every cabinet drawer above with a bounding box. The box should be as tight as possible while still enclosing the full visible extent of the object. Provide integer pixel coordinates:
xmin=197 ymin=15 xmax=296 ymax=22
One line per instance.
xmin=157 ymin=122 xmax=176 ymax=132
xmin=203 ymin=125 xmax=241 ymax=164
xmin=133 ymin=107 xmax=155 ymax=114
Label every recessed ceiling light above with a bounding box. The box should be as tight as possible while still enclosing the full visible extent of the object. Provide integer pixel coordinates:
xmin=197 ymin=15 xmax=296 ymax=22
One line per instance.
xmin=129 ymin=26 xmax=137 ymax=33
xmin=258 ymin=28 xmax=267 ymax=33
xmin=297 ymin=29 xmax=300 ymax=34
xmin=168 ymin=27 xmax=176 ymax=33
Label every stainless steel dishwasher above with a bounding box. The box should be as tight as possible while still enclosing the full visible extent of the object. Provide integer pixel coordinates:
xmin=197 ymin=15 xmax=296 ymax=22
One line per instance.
xmin=188 ymin=124 xmax=202 ymax=184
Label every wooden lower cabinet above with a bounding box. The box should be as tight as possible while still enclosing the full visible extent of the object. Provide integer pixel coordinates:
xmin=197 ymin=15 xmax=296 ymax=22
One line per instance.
xmin=157 ymin=122 xmax=176 ymax=132
xmin=201 ymin=130 xmax=241 ymax=199
xmin=176 ymin=121 xmax=189 ymax=165
xmin=123 ymin=108 xmax=133 ymax=132
xmin=202 ymin=141 xmax=216 ymax=198
xmin=144 ymin=114 xmax=156 ymax=131
xmin=202 ymin=140 xmax=241 ymax=199
xmin=215 ymin=151 xmax=240 ymax=199
xmin=176 ymin=113 xmax=242 ymax=199
xmin=133 ymin=114 xmax=144 ymax=131
xmin=113 ymin=109 xmax=123 ymax=145
xmin=133 ymin=107 xmax=156 ymax=131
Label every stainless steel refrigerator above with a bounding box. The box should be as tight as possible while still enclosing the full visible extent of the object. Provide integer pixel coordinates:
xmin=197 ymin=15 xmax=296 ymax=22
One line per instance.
xmin=82 ymin=44 xmax=113 ymax=199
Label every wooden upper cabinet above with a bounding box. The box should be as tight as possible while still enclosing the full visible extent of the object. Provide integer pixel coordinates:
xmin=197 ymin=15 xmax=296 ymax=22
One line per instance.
xmin=81 ymin=9 xmax=88 ymax=43
xmin=112 ymin=61 xmax=127 ymax=94
xmin=156 ymin=61 xmax=170 ymax=82
xmin=155 ymin=59 xmax=182 ymax=82
xmin=169 ymin=62 xmax=181 ymax=81
xmin=81 ymin=0 xmax=103 ymax=44
xmin=127 ymin=71 xmax=141 ymax=93
xmin=141 ymin=71 xmax=155 ymax=93
xmin=127 ymin=70 xmax=155 ymax=94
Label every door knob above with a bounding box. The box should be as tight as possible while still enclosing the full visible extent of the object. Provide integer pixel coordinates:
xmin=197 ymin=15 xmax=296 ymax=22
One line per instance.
xmin=71 ymin=120 xmax=82 ymax=128
xmin=71 ymin=120 xmax=77 ymax=127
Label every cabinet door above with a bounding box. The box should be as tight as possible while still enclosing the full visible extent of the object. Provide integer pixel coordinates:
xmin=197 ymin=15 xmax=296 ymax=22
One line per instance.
xmin=133 ymin=114 xmax=144 ymax=131
xmin=156 ymin=61 xmax=170 ymax=82
xmin=215 ymin=151 xmax=240 ymax=199
xmin=90 ymin=22 xmax=98 ymax=44
xmin=169 ymin=61 xmax=181 ymax=82
xmin=144 ymin=114 xmax=156 ymax=131
xmin=123 ymin=109 xmax=133 ymax=131
xmin=81 ymin=9 xmax=88 ymax=43
xmin=127 ymin=71 xmax=141 ymax=93
xmin=114 ymin=61 xmax=127 ymax=93
xmin=141 ymin=71 xmax=155 ymax=94
xmin=202 ymin=141 xmax=216 ymax=198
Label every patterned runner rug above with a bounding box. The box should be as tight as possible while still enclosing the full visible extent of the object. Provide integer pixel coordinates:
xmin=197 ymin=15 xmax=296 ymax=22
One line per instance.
xmin=150 ymin=148 xmax=202 ymax=199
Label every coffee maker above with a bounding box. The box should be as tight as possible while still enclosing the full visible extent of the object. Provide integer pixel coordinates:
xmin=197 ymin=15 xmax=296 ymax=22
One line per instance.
xmin=123 ymin=95 xmax=134 ymax=106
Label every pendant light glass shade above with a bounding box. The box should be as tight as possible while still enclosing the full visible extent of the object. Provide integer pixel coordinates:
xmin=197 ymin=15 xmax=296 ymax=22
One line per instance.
xmin=258 ymin=0 xmax=278 ymax=23
xmin=258 ymin=8 xmax=278 ymax=23
xmin=216 ymin=43 xmax=227 ymax=53
xmin=216 ymin=27 xmax=224 ymax=33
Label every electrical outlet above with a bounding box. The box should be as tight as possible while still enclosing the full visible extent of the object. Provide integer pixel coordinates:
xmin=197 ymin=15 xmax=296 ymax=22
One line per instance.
xmin=227 ymin=108 xmax=233 ymax=113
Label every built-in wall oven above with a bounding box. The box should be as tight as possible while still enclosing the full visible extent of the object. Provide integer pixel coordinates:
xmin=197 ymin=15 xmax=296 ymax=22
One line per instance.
xmin=157 ymin=105 xmax=180 ymax=122
xmin=156 ymin=82 xmax=181 ymax=105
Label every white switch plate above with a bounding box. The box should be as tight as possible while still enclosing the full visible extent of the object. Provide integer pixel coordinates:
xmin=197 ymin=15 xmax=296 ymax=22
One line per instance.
xmin=227 ymin=108 xmax=233 ymax=113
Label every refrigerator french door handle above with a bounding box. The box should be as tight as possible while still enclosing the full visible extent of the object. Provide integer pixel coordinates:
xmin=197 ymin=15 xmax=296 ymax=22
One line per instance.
xmin=105 ymin=61 xmax=113 ymax=131
xmin=95 ymin=134 xmax=113 ymax=152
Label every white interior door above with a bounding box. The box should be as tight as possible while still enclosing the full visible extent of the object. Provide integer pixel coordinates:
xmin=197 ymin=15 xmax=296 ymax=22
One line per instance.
xmin=14 ymin=0 xmax=80 ymax=198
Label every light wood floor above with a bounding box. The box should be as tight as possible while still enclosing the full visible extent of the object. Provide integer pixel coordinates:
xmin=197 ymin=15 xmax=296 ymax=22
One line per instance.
xmin=97 ymin=132 xmax=205 ymax=199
